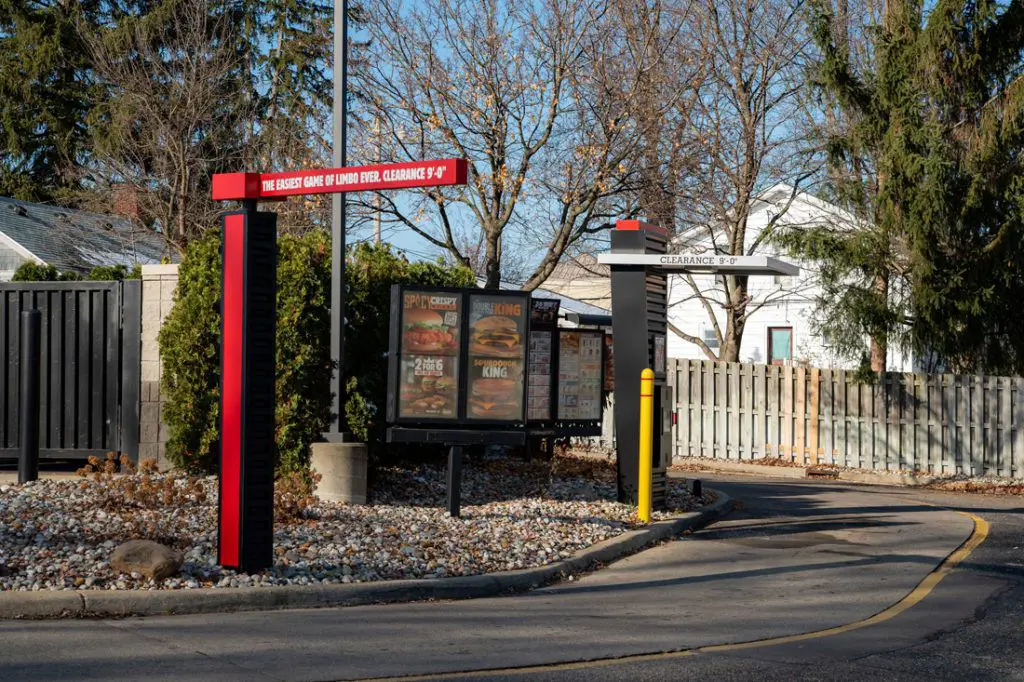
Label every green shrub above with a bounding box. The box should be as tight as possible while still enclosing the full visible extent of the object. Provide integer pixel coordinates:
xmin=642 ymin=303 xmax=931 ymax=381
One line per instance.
xmin=12 ymin=261 xmax=142 ymax=282
xmin=88 ymin=264 xmax=142 ymax=281
xmin=159 ymin=232 xmax=224 ymax=472
xmin=11 ymin=262 xmax=82 ymax=281
xmin=159 ymin=230 xmax=474 ymax=474
xmin=275 ymin=230 xmax=332 ymax=473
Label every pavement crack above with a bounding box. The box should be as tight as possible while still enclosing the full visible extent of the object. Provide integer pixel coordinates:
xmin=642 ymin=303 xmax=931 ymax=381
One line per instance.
xmin=99 ymin=619 xmax=283 ymax=681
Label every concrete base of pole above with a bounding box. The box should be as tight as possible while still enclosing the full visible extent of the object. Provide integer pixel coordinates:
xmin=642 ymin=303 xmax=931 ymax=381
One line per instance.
xmin=311 ymin=442 xmax=368 ymax=504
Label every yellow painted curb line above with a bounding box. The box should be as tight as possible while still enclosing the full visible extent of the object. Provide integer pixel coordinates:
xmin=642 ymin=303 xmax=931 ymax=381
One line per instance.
xmin=363 ymin=511 xmax=989 ymax=681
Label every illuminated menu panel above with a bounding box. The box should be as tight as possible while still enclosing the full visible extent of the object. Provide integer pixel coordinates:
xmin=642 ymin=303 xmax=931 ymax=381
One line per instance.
xmin=527 ymin=299 xmax=559 ymax=422
xmin=466 ymin=294 xmax=528 ymax=421
xmin=397 ymin=291 xmax=461 ymax=419
xmin=528 ymin=332 xmax=553 ymax=420
xmin=557 ymin=331 xmax=604 ymax=421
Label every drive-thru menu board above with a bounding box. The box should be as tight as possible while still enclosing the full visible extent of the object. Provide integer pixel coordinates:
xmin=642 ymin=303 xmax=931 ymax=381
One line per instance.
xmin=396 ymin=290 xmax=462 ymax=419
xmin=557 ymin=330 xmax=604 ymax=421
xmin=388 ymin=286 xmax=612 ymax=434
xmin=388 ymin=286 xmax=530 ymax=425
xmin=466 ymin=293 xmax=528 ymax=421
xmin=527 ymin=299 xmax=559 ymax=421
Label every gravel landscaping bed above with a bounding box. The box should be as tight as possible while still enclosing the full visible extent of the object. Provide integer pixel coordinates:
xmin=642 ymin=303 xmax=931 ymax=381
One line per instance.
xmin=0 ymin=452 xmax=710 ymax=592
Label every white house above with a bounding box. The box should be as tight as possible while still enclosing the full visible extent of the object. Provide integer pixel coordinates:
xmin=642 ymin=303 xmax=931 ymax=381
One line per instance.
xmin=545 ymin=185 xmax=923 ymax=372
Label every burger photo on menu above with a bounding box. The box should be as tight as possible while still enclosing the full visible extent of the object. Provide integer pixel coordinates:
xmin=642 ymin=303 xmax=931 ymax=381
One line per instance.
xmin=402 ymin=309 xmax=458 ymax=354
xmin=399 ymin=369 xmax=457 ymax=417
xmin=469 ymin=377 xmax=522 ymax=419
xmin=470 ymin=315 xmax=522 ymax=357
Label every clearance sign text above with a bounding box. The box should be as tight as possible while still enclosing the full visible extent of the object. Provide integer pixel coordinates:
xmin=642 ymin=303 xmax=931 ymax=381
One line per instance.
xmin=212 ymin=158 xmax=468 ymax=201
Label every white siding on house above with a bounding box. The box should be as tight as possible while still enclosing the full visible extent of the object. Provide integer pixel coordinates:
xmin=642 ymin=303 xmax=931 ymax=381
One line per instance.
xmin=664 ymin=186 xmax=918 ymax=372
xmin=543 ymin=185 xmax=921 ymax=372
xmin=0 ymin=242 xmax=26 ymax=280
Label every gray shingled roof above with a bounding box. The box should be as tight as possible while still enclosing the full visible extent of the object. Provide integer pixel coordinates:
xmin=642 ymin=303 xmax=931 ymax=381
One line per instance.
xmin=0 ymin=196 xmax=168 ymax=273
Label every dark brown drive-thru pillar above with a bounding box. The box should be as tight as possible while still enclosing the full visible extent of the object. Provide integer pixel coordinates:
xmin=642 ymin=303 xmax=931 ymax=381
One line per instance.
xmin=610 ymin=220 xmax=669 ymax=508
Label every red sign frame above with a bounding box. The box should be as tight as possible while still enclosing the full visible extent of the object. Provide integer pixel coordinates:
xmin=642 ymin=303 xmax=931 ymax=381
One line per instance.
xmin=212 ymin=158 xmax=468 ymax=201
xmin=219 ymin=213 xmax=244 ymax=567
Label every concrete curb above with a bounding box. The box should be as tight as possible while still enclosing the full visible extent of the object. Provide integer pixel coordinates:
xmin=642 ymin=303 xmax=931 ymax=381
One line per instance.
xmin=674 ymin=460 xmax=808 ymax=480
xmin=834 ymin=470 xmax=937 ymax=487
xmin=0 ymin=491 xmax=733 ymax=620
xmin=673 ymin=460 xmax=940 ymax=488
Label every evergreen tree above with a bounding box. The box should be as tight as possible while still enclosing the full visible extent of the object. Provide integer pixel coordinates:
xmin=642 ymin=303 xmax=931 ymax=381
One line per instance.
xmin=782 ymin=0 xmax=1024 ymax=374
xmin=909 ymin=0 xmax=1024 ymax=374
xmin=0 ymin=0 xmax=333 ymax=233
xmin=0 ymin=1 xmax=103 ymax=201
xmin=80 ymin=0 xmax=334 ymax=243
xmin=248 ymin=0 xmax=332 ymax=171
xmin=239 ymin=0 xmax=334 ymax=234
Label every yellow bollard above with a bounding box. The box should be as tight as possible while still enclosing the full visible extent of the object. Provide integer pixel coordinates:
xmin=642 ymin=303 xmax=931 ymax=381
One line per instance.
xmin=638 ymin=368 xmax=654 ymax=523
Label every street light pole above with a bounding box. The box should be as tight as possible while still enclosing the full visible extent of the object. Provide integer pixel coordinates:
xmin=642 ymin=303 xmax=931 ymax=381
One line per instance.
xmin=327 ymin=0 xmax=350 ymax=439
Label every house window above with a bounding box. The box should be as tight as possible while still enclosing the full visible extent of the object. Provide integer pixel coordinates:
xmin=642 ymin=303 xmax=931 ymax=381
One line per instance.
xmin=768 ymin=327 xmax=793 ymax=365
xmin=702 ymin=328 xmax=720 ymax=349
xmin=822 ymin=331 xmax=833 ymax=347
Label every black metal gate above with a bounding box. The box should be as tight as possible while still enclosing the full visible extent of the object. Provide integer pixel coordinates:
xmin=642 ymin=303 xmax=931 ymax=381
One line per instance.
xmin=0 ymin=280 xmax=141 ymax=461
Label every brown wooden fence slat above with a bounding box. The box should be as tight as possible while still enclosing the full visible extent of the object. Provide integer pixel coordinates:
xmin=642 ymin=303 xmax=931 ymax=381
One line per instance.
xmin=1013 ymin=378 xmax=1024 ymax=479
xmin=665 ymin=359 xmax=1024 ymax=480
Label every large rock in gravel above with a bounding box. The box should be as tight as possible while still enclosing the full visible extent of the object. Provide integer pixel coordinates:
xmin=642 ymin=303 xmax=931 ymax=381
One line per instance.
xmin=110 ymin=540 xmax=183 ymax=581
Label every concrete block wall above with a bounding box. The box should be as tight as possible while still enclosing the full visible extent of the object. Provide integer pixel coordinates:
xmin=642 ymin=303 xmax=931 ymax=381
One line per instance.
xmin=139 ymin=264 xmax=179 ymax=470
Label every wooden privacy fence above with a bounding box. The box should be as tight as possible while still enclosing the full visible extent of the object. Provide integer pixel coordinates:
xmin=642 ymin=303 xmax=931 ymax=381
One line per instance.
xmin=0 ymin=281 xmax=141 ymax=461
xmin=668 ymin=358 xmax=1024 ymax=478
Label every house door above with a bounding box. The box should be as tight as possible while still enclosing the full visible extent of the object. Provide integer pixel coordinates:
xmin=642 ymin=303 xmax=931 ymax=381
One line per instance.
xmin=768 ymin=327 xmax=792 ymax=366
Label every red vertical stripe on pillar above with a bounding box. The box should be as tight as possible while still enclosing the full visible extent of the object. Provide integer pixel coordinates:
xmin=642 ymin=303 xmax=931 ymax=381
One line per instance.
xmin=220 ymin=214 xmax=245 ymax=567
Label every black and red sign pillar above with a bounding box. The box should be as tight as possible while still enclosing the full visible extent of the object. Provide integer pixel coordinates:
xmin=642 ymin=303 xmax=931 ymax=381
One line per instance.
xmin=218 ymin=207 xmax=277 ymax=572
xmin=609 ymin=220 xmax=669 ymax=508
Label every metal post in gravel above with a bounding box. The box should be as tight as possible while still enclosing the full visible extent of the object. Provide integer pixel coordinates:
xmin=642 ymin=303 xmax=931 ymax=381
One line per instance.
xmin=19 ymin=309 xmax=41 ymax=484
xmin=447 ymin=445 xmax=463 ymax=518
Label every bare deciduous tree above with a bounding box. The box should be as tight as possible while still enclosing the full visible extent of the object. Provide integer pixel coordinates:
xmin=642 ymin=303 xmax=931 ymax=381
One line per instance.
xmin=80 ymin=1 xmax=254 ymax=252
xmin=351 ymin=0 xmax=694 ymax=289
xmin=666 ymin=0 xmax=817 ymax=362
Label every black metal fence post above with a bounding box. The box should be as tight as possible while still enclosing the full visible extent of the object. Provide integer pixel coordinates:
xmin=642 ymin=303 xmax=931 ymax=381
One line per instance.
xmin=447 ymin=445 xmax=463 ymax=518
xmin=19 ymin=309 xmax=41 ymax=483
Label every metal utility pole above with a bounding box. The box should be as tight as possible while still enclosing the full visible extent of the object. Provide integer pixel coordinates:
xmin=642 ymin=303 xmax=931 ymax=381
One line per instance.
xmin=374 ymin=114 xmax=382 ymax=245
xmin=327 ymin=0 xmax=350 ymax=439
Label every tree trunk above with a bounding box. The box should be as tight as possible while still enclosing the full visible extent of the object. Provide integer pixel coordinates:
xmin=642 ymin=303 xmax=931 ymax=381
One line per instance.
xmin=870 ymin=336 xmax=886 ymax=372
xmin=483 ymin=230 xmax=501 ymax=289
xmin=870 ymin=271 xmax=888 ymax=371
xmin=720 ymin=277 xmax=749 ymax=362
xmin=720 ymin=332 xmax=741 ymax=363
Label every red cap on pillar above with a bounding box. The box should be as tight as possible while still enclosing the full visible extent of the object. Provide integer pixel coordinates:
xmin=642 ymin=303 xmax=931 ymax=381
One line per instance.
xmin=615 ymin=219 xmax=668 ymax=236
xmin=212 ymin=173 xmax=261 ymax=201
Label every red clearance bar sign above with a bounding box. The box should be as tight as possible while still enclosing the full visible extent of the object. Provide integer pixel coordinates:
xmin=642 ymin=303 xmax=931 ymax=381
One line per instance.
xmin=212 ymin=158 xmax=469 ymax=201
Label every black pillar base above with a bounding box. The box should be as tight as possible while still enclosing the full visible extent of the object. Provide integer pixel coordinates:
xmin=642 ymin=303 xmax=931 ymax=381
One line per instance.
xmin=447 ymin=445 xmax=463 ymax=518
